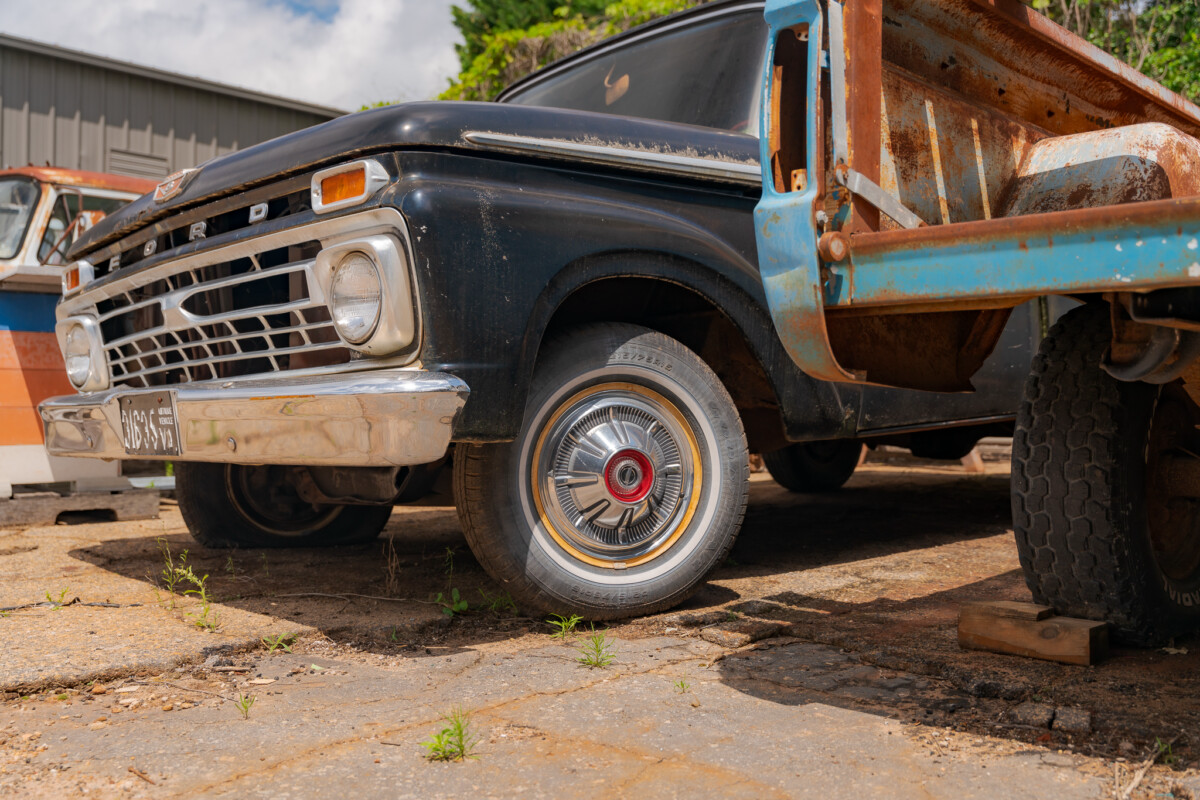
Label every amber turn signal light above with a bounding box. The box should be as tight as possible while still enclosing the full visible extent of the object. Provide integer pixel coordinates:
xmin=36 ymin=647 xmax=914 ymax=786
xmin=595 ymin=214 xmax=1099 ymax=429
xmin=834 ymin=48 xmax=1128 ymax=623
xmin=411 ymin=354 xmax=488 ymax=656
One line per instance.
xmin=320 ymin=168 xmax=366 ymax=206
xmin=311 ymin=160 xmax=388 ymax=214
xmin=62 ymin=260 xmax=93 ymax=297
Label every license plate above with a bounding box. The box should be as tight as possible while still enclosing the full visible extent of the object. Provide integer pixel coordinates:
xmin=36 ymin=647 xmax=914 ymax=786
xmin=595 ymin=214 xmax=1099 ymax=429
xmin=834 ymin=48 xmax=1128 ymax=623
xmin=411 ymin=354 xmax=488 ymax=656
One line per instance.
xmin=119 ymin=392 xmax=181 ymax=456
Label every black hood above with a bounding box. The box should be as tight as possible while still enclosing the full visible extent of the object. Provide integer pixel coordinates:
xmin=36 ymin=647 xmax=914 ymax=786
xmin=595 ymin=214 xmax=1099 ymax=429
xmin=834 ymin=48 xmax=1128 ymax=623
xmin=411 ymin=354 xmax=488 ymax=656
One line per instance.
xmin=73 ymin=101 xmax=758 ymax=258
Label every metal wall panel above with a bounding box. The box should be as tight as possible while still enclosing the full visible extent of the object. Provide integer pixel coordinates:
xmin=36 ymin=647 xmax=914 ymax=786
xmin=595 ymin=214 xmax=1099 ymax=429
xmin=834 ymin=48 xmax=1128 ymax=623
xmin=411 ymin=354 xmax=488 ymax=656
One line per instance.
xmin=0 ymin=39 xmax=338 ymax=177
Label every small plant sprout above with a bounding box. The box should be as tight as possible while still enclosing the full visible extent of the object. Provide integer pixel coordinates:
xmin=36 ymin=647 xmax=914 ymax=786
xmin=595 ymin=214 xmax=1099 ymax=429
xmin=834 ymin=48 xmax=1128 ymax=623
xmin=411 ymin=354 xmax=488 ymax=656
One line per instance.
xmin=45 ymin=587 xmax=71 ymax=610
xmin=435 ymin=588 xmax=469 ymax=617
xmin=234 ymin=693 xmax=256 ymax=720
xmin=259 ymin=552 xmax=270 ymax=578
xmin=478 ymin=589 xmax=517 ymax=614
xmin=576 ymin=626 xmax=616 ymax=669
xmin=157 ymin=538 xmax=186 ymax=600
xmin=673 ymin=679 xmax=691 ymax=694
xmin=421 ymin=707 xmax=478 ymax=762
xmin=262 ymin=632 xmax=297 ymax=654
xmin=1155 ymin=737 xmax=1179 ymax=766
xmin=224 ymin=555 xmax=237 ymax=577
xmin=180 ymin=569 xmax=219 ymax=631
xmin=546 ymin=613 xmax=583 ymax=639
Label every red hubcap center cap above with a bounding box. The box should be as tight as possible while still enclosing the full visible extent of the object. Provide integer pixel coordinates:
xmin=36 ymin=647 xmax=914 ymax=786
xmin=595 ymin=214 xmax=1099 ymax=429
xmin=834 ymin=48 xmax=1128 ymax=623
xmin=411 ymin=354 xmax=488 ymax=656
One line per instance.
xmin=605 ymin=449 xmax=654 ymax=503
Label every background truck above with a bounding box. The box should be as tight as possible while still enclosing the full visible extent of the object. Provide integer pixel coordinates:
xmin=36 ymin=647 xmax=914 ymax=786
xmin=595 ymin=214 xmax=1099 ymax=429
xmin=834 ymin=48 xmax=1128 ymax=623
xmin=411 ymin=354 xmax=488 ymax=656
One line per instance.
xmin=41 ymin=0 xmax=1057 ymax=620
xmin=755 ymin=0 xmax=1200 ymax=644
xmin=0 ymin=167 xmax=152 ymax=501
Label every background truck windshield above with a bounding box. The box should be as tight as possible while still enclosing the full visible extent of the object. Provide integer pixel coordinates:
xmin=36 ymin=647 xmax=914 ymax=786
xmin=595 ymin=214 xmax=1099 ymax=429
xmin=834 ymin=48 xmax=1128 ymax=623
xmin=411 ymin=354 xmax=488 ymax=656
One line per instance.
xmin=0 ymin=178 xmax=40 ymax=260
xmin=503 ymin=11 xmax=766 ymax=136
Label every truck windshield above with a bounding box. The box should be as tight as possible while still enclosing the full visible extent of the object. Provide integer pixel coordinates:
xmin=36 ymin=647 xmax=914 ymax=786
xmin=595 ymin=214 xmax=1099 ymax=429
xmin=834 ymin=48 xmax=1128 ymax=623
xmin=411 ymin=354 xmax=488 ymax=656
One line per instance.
xmin=0 ymin=178 xmax=41 ymax=260
xmin=503 ymin=11 xmax=766 ymax=136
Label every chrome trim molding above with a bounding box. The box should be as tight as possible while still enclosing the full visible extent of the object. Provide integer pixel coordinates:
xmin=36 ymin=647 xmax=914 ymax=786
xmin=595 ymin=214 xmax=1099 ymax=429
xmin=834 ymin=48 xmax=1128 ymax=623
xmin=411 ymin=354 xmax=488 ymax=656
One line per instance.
xmin=462 ymin=131 xmax=761 ymax=187
xmin=40 ymin=369 xmax=468 ymax=467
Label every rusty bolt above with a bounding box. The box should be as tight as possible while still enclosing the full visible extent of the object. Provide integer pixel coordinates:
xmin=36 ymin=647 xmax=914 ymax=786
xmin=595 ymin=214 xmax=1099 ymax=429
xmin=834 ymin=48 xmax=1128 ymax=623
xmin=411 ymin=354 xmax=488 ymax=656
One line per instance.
xmin=818 ymin=231 xmax=850 ymax=263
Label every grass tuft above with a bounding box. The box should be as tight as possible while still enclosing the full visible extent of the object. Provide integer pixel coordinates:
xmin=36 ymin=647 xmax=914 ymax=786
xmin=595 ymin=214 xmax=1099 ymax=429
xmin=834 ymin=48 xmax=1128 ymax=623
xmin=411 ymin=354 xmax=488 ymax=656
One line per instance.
xmin=422 ymin=707 xmax=478 ymax=762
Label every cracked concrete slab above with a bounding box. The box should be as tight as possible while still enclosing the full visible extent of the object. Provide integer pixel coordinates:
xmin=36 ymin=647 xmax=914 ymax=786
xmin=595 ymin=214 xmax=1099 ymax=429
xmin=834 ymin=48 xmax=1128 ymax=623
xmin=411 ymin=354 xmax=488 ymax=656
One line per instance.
xmin=1 ymin=457 xmax=1197 ymax=797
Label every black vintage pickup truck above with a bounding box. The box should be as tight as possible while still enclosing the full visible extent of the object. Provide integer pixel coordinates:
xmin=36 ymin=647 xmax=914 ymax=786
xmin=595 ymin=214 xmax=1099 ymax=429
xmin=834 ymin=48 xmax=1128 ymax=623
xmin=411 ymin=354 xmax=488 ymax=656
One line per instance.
xmin=41 ymin=0 xmax=1041 ymax=618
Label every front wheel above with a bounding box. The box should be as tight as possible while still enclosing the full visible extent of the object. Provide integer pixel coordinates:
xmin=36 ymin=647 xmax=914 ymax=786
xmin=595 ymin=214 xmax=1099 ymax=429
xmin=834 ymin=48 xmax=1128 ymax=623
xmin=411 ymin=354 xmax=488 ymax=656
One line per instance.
xmin=175 ymin=463 xmax=393 ymax=548
xmin=454 ymin=323 xmax=749 ymax=619
xmin=1012 ymin=304 xmax=1200 ymax=645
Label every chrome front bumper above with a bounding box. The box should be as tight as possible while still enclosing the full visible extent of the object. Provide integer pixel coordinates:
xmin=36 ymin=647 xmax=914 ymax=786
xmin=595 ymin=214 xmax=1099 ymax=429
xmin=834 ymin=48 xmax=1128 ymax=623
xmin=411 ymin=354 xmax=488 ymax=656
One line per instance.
xmin=39 ymin=369 xmax=469 ymax=467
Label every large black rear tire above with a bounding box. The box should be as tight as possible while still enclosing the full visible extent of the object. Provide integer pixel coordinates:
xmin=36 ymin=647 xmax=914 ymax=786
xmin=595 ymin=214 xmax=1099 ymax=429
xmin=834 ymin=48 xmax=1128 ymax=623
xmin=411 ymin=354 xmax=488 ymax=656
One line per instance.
xmin=175 ymin=463 xmax=392 ymax=548
xmin=762 ymin=440 xmax=864 ymax=492
xmin=454 ymin=323 xmax=749 ymax=620
xmin=1012 ymin=304 xmax=1200 ymax=645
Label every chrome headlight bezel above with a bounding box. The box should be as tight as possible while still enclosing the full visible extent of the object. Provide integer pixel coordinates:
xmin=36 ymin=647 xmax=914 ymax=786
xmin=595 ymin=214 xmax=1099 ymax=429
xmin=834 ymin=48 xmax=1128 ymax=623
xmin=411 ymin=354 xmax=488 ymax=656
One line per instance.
xmin=314 ymin=235 xmax=415 ymax=356
xmin=55 ymin=316 xmax=109 ymax=393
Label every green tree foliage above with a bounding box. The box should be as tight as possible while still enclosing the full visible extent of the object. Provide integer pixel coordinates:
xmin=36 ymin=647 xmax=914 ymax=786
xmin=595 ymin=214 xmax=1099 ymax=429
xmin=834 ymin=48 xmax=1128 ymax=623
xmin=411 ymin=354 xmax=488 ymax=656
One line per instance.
xmin=441 ymin=0 xmax=701 ymax=102
xmin=1030 ymin=0 xmax=1200 ymax=102
xmin=451 ymin=0 xmax=611 ymax=73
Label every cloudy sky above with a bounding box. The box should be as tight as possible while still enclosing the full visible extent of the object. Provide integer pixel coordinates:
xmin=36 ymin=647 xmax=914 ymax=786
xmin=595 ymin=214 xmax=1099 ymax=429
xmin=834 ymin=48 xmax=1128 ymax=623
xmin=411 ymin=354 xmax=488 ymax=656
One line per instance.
xmin=0 ymin=0 xmax=463 ymax=111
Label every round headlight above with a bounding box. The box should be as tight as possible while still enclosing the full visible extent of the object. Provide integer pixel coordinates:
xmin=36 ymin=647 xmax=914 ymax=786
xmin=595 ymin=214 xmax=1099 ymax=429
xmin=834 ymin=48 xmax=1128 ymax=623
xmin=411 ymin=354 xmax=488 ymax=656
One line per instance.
xmin=64 ymin=323 xmax=92 ymax=388
xmin=330 ymin=252 xmax=382 ymax=345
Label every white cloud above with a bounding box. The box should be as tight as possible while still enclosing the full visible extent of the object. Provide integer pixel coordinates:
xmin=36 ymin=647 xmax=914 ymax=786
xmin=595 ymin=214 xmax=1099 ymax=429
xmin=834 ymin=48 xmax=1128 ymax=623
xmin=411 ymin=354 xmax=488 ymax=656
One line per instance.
xmin=0 ymin=0 xmax=463 ymax=111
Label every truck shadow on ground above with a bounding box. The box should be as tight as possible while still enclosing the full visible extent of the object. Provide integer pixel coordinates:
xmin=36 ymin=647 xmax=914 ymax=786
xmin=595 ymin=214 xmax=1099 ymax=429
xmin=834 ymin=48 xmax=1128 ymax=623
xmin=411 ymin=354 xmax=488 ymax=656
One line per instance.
xmin=64 ymin=469 xmax=1013 ymax=660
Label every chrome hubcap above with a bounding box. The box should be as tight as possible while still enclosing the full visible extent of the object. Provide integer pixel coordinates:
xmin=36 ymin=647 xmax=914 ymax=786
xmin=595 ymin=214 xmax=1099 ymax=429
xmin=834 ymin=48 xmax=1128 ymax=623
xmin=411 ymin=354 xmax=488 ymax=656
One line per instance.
xmin=538 ymin=387 xmax=695 ymax=562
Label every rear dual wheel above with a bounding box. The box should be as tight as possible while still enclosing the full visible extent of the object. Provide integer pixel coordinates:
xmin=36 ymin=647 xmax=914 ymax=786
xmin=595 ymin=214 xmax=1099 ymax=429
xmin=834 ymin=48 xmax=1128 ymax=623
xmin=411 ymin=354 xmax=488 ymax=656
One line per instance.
xmin=454 ymin=324 xmax=749 ymax=619
xmin=1013 ymin=304 xmax=1200 ymax=645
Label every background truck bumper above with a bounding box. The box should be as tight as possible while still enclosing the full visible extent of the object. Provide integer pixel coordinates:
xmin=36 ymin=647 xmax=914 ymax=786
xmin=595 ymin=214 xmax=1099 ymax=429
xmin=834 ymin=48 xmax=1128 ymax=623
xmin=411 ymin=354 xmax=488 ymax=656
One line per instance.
xmin=38 ymin=369 xmax=469 ymax=467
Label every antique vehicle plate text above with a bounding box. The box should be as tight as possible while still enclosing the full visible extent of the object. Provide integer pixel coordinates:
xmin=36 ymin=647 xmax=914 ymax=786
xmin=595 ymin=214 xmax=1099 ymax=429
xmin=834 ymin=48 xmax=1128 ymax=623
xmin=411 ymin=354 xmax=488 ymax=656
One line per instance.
xmin=119 ymin=392 xmax=180 ymax=456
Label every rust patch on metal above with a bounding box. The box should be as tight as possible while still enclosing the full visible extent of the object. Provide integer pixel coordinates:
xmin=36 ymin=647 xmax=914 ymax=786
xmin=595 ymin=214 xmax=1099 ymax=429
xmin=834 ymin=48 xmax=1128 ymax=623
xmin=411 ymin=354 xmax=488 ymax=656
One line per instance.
xmin=826 ymin=307 xmax=1012 ymax=391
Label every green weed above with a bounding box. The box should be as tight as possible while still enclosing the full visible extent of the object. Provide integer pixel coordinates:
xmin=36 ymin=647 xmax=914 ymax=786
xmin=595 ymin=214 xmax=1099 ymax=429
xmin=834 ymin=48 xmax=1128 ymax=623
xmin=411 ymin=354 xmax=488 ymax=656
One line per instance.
xmin=546 ymin=613 xmax=583 ymax=639
xmin=182 ymin=568 xmax=219 ymax=631
xmin=478 ymin=589 xmax=516 ymax=614
xmin=1155 ymin=737 xmax=1179 ymax=766
xmin=421 ymin=707 xmax=478 ymax=762
xmin=433 ymin=547 xmax=468 ymax=617
xmin=673 ymin=679 xmax=690 ymax=694
xmin=44 ymin=588 xmax=70 ymax=610
xmin=435 ymin=588 xmax=469 ymax=617
xmin=234 ymin=692 xmax=256 ymax=720
xmin=262 ymin=632 xmax=297 ymax=654
xmin=577 ymin=627 xmax=616 ymax=669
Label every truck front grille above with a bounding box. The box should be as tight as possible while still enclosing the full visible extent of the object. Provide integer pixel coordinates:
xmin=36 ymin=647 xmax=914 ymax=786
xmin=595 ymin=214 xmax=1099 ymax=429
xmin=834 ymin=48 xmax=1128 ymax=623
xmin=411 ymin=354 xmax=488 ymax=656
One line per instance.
xmin=94 ymin=238 xmax=350 ymax=388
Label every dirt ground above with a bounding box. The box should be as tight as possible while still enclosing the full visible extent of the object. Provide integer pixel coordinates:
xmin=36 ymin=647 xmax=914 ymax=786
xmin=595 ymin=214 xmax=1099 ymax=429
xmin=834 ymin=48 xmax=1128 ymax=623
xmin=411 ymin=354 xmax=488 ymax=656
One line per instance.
xmin=1 ymin=444 xmax=1198 ymax=798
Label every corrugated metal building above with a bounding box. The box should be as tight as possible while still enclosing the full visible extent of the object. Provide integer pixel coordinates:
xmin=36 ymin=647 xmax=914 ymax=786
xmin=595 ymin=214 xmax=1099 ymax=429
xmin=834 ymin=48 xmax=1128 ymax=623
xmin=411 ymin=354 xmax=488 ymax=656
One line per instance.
xmin=0 ymin=33 xmax=343 ymax=180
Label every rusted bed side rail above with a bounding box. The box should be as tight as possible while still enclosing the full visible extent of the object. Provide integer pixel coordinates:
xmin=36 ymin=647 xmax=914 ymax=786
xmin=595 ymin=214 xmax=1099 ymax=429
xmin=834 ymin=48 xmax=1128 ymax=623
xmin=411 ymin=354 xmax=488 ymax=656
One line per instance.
xmin=837 ymin=195 xmax=1200 ymax=310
